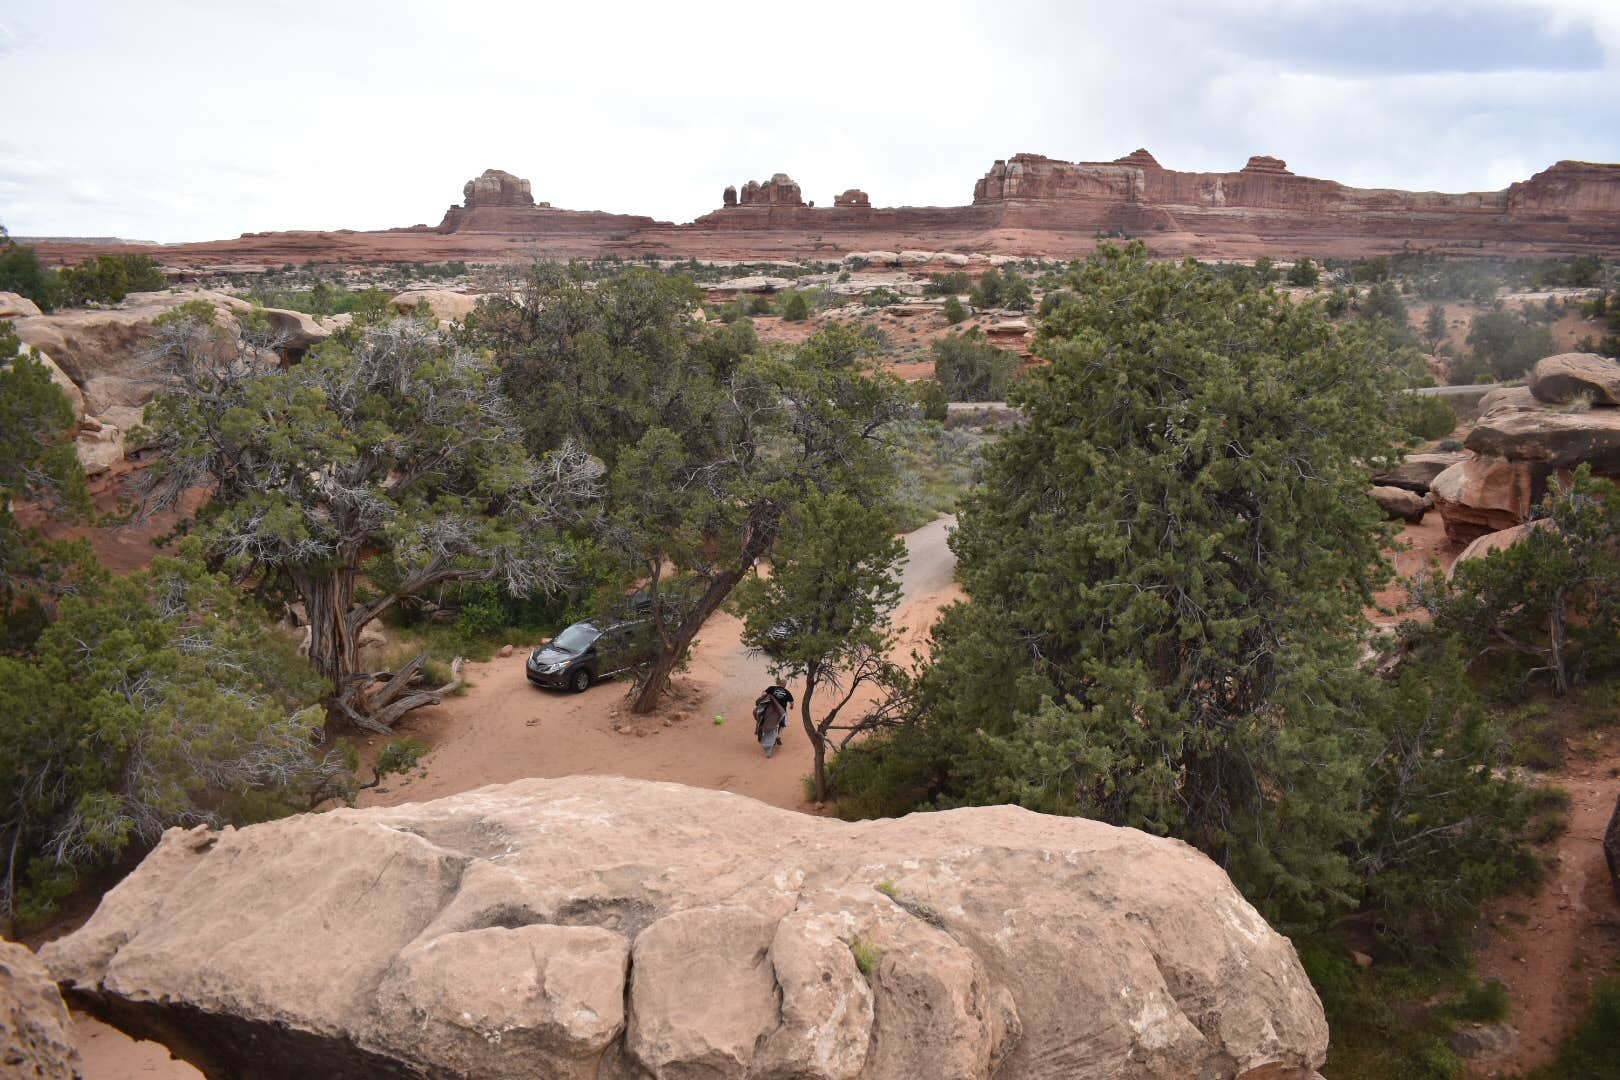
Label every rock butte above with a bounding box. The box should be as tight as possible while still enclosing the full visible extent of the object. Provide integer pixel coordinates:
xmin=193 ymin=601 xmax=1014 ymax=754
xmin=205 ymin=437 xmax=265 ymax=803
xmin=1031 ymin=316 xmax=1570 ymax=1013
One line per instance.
xmin=29 ymin=150 xmax=1620 ymax=267
xmin=43 ymin=777 xmax=1328 ymax=1080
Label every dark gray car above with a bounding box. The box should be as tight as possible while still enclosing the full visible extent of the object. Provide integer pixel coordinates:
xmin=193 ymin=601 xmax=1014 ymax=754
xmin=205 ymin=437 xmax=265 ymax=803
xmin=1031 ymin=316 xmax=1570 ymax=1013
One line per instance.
xmin=526 ymin=619 xmax=652 ymax=693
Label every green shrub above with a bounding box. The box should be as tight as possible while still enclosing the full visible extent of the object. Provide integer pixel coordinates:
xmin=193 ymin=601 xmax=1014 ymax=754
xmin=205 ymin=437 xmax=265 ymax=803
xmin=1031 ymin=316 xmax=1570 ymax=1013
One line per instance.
xmin=1464 ymin=308 xmax=1556 ymax=382
xmin=778 ymin=290 xmax=810 ymax=321
xmin=942 ymin=295 xmax=967 ymax=325
xmin=925 ymin=271 xmax=970 ymax=297
xmin=1394 ymin=394 xmax=1458 ymax=441
xmin=1547 ymin=977 xmax=1620 ymax=1079
xmin=0 ymin=230 xmax=64 ymax=310
xmin=930 ymin=329 xmax=1016 ymax=402
xmin=1450 ymin=979 xmax=1510 ymax=1023
xmin=1287 ymin=258 xmax=1320 ymax=287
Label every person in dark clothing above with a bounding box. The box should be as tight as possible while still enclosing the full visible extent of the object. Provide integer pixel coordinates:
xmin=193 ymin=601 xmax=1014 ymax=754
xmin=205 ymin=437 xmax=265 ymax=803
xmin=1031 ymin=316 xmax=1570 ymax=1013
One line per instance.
xmin=753 ymin=682 xmax=793 ymax=758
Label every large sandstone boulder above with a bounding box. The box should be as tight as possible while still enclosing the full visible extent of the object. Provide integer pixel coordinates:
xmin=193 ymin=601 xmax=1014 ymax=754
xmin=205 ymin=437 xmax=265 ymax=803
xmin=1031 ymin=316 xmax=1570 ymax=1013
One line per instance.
xmin=1465 ymin=407 xmax=1620 ymax=473
xmin=1450 ymin=519 xmax=1553 ymax=574
xmin=1 ymin=938 xmax=80 ymax=1079
xmin=0 ymin=291 xmax=43 ymax=318
xmin=1430 ymin=455 xmax=1537 ymax=543
xmin=43 ymin=778 xmax=1327 ymax=1080
xmin=389 ymin=289 xmax=478 ymax=322
xmin=1372 ymin=485 xmax=1427 ymax=523
xmin=11 ymin=291 xmax=330 ymax=414
xmin=1529 ymin=352 xmax=1620 ymax=406
xmin=1370 ymin=450 xmax=1468 ymax=493
xmin=1475 ymin=384 xmax=1542 ymax=416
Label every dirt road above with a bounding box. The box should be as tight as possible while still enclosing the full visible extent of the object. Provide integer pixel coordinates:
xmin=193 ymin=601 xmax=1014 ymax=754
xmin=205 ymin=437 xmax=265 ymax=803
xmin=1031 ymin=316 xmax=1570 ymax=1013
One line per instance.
xmin=359 ymin=517 xmax=959 ymax=814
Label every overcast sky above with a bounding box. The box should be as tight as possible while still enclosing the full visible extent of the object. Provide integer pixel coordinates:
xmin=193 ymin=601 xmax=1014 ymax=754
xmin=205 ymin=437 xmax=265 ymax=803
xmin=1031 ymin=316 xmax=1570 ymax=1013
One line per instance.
xmin=2 ymin=0 xmax=1617 ymax=243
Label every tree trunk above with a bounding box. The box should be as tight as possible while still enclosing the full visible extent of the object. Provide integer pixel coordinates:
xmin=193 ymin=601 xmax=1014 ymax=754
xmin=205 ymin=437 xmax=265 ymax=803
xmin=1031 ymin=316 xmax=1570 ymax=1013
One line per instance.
xmin=296 ymin=569 xmax=358 ymax=695
xmin=630 ymin=507 xmax=780 ymax=714
xmin=1549 ymin=587 xmax=1570 ymax=696
xmin=802 ymin=664 xmax=826 ymax=802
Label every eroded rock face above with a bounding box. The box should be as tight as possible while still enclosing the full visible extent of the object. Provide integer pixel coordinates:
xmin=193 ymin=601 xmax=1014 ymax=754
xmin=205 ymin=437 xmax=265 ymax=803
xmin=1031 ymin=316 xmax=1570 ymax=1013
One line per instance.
xmin=1370 ymin=451 xmax=1467 ymax=494
xmin=1 ymin=938 xmax=80 ymax=1080
xmin=44 ymin=777 xmax=1327 ymax=1080
xmin=1430 ymin=456 xmax=1539 ymax=543
xmin=734 ymin=173 xmax=806 ymax=207
xmin=0 ymin=291 xmax=43 ymax=318
xmin=834 ymin=189 xmax=871 ymax=208
xmin=1465 ymin=407 xmax=1620 ymax=473
xmin=1529 ymin=352 xmax=1620 ymax=406
xmin=462 ymin=168 xmax=535 ymax=209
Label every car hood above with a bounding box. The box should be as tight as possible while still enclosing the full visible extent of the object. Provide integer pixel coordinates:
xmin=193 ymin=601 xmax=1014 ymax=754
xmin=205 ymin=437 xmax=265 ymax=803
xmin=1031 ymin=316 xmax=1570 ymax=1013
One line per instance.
xmin=531 ymin=645 xmax=579 ymax=665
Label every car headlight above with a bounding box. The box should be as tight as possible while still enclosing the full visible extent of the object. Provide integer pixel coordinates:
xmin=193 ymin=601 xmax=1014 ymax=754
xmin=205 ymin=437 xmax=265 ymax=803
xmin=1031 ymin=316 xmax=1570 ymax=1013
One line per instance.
xmin=542 ymin=661 xmax=568 ymax=674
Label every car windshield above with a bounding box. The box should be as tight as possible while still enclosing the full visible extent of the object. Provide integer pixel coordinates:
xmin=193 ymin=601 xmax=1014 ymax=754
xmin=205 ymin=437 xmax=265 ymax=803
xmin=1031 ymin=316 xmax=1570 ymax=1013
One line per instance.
xmin=551 ymin=624 xmax=598 ymax=653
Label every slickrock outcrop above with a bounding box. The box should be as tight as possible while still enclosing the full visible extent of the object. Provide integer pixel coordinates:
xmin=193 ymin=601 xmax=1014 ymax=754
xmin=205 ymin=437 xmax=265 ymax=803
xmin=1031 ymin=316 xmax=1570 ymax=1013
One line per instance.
xmin=43 ymin=777 xmax=1328 ymax=1080
xmin=1528 ymin=352 xmax=1620 ymax=406
xmin=1 ymin=938 xmax=80 ymax=1080
xmin=1430 ymin=455 xmax=1538 ymax=543
xmin=0 ymin=291 xmax=43 ymax=318
xmin=10 ymin=290 xmax=328 ymax=473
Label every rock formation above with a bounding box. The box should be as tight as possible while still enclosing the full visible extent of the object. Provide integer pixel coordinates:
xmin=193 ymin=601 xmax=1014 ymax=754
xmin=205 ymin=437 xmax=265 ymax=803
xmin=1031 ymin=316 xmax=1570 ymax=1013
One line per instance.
xmin=10 ymin=290 xmax=329 ymax=474
xmin=1529 ymin=352 xmax=1620 ymax=407
xmin=437 ymin=169 xmax=659 ymax=236
xmin=1372 ymin=484 xmax=1428 ymax=523
xmin=1 ymin=938 xmax=80 ymax=1080
xmin=462 ymin=168 xmax=534 ymax=209
xmin=834 ymin=189 xmax=871 ymax=208
xmin=730 ymin=173 xmax=806 ymax=207
xmin=1431 ymin=353 xmax=1620 ymax=542
xmin=44 ymin=777 xmax=1328 ymax=1080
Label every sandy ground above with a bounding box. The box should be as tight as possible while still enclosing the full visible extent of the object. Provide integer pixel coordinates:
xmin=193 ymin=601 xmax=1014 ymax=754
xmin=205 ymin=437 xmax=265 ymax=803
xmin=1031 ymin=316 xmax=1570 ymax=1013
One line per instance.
xmin=359 ymin=515 xmax=959 ymax=815
xmin=1469 ymin=734 xmax=1620 ymax=1076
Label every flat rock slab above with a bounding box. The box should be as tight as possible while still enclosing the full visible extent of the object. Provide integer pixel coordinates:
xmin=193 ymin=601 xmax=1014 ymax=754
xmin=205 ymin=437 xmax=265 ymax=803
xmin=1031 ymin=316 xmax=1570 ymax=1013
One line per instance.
xmin=43 ymin=777 xmax=1327 ymax=1080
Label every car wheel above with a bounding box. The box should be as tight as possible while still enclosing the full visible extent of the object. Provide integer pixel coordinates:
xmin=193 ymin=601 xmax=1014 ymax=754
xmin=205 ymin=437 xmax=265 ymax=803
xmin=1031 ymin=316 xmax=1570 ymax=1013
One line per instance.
xmin=570 ymin=667 xmax=592 ymax=693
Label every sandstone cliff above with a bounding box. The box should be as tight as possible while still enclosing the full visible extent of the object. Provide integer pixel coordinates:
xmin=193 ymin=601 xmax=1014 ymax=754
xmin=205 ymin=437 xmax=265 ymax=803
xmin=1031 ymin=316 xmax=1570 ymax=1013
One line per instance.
xmin=44 ymin=777 xmax=1328 ymax=1080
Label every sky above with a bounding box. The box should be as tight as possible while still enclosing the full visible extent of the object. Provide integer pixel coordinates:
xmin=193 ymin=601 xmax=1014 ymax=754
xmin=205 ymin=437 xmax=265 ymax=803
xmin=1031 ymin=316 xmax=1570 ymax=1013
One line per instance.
xmin=2 ymin=0 xmax=1618 ymax=243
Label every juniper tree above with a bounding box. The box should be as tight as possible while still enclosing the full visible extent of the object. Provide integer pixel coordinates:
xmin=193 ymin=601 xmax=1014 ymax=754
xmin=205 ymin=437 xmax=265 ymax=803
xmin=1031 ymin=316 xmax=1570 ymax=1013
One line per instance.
xmin=737 ymin=491 xmax=903 ymax=801
xmin=139 ymin=316 xmax=599 ymax=731
xmin=836 ymin=243 xmax=1419 ymax=917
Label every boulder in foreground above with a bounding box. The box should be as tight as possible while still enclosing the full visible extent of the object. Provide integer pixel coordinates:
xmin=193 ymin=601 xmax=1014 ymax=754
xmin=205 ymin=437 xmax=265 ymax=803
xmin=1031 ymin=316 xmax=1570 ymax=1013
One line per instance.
xmin=1 ymin=938 xmax=80 ymax=1080
xmin=43 ymin=777 xmax=1327 ymax=1079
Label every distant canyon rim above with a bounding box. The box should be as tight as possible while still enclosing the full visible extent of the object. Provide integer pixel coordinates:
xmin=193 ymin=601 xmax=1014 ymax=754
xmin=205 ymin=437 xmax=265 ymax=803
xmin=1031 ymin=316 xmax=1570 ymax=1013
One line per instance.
xmin=24 ymin=149 xmax=1620 ymax=268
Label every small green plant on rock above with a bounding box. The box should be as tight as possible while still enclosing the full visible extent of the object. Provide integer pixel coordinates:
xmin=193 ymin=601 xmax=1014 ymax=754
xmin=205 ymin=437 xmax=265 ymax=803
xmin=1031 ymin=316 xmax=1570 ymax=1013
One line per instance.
xmin=848 ymin=935 xmax=881 ymax=979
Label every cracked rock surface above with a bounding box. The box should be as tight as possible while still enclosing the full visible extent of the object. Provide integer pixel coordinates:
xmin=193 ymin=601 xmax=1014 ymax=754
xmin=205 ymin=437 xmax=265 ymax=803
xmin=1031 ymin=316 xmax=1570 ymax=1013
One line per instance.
xmin=43 ymin=777 xmax=1327 ymax=1079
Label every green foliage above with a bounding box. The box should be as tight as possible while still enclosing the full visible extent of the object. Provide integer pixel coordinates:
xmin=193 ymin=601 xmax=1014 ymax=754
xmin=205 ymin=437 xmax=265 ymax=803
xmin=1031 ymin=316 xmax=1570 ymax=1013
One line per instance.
xmin=1449 ymin=979 xmax=1510 ymax=1023
xmin=1416 ymin=467 xmax=1620 ymax=695
xmin=0 ymin=228 xmax=65 ymax=310
xmin=375 ymin=738 xmax=427 ymax=779
xmin=1000 ymin=270 xmax=1033 ymax=311
xmin=969 ymin=268 xmax=1003 ymax=308
xmin=1286 ymin=258 xmax=1320 ymax=287
xmin=913 ymin=378 xmax=948 ymax=423
xmin=1359 ymin=281 xmax=1420 ymax=349
xmin=839 ymin=243 xmax=1421 ymax=922
xmin=941 ymin=294 xmax=967 ymax=325
xmin=1547 ymin=977 xmax=1620 ymax=1079
xmin=885 ymin=418 xmax=987 ymax=532
xmin=848 ymin=935 xmax=881 ymax=978
xmin=1422 ymin=303 xmax=1448 ymax=352
xmin=930 ymin=329 xmax=1016 ymax=402
xmin=0 ymin=556 xmax=333 ymax=921
xmin=777 ymin=289 xmax=811 ymax=322
xmin=1353 ymin=644 xmax=1538 ymax=953
xmin=925 ymin=272 xmax=970 ymax=297
xmin=58 ymin=254 xmax=167 ymax=306
xmin=0 ymin=321 xmax=89 ymax=637
xmin=142 ymin=313 xmax=595 ymax=727
xmin=1300 ymin=944 xmax=1467 ymax=1079
xmin=1459 ymin=308 xmax=1556 ymax=382
xmin=1394 ymin=394 xmax=1458 ymax=442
